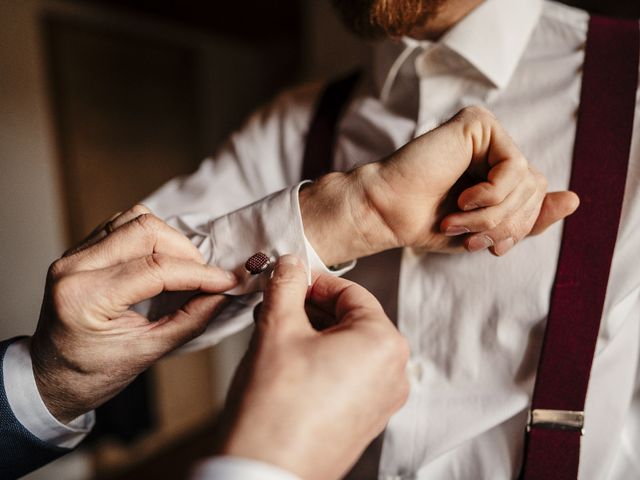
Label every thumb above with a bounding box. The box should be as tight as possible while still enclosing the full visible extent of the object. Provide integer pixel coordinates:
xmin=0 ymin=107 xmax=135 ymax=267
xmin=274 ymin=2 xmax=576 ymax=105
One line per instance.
xmin=529 ymin=191 xmax=580 ymax=236
xmin=151 ymin=293 xmax=230 ymax=351
xmin=258 ymin=254 xmax=309 ymax=330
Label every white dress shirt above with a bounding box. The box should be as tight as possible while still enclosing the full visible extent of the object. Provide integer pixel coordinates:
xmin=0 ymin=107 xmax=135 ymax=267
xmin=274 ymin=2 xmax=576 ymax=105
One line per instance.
xmin=5 ymin=1 xmax=638 ymax=479
xmin=142 ymin=1 xmax=640 ymax=478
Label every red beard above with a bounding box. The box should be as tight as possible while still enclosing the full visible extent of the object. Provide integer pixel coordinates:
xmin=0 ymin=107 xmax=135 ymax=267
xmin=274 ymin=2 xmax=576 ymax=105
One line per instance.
xmin=331 ymin=0 xmax=445 ymax=39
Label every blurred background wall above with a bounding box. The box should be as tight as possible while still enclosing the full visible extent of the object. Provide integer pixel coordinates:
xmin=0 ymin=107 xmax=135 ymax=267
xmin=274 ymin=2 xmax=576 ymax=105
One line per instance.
xmin=0 ymin=1 xmax=366 ymax=478
xmin=0 ymin=1 xmax=638 ymax=479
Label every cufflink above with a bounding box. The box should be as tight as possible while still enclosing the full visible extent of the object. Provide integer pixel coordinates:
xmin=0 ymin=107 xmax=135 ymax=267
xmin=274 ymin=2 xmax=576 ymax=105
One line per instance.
xmin=245 ymin=252 xmax=272 ymax=275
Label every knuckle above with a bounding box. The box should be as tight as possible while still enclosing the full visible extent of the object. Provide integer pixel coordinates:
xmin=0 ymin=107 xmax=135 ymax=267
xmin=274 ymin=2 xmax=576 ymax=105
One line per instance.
xmin=502 ymin=219 xmax=520 ymax=238
xmin=518 ymin=177 xmax=536 ymax=199
xmin=481 ymin=185 xmax=503 ymax=206
xmin=461 ymin=105 xmax=493 ymax=121
xmin=144 ymin=253 xmax=167 ymax=277
xmin=130 ymin=204 xmax=151 ymax=217
xmin=175 ymin=307 xmax=209 ymax=341
xmin=378 ymin=331 xmax=410 ymax=363
xmin=479 ymin=214 xmax=499 ymax=231
xmin=50 ymin=275 xmax=81 ymax=314
xmin=134 ymin=213 xmax=160 ymax=233
xmin=523 ymin=173 xmax=537 ymax=191
xmin=513 ymin=154 xmax=528 ymax=171
xmin=48 ymin=259 xmax=67 ymax=280
xmin=134 ymin=214 xmax=163 ymax=247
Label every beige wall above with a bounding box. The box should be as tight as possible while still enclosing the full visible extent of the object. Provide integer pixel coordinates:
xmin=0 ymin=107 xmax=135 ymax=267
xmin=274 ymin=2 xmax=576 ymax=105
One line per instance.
xmin=0 ymin=0 xmax=68 ymax=340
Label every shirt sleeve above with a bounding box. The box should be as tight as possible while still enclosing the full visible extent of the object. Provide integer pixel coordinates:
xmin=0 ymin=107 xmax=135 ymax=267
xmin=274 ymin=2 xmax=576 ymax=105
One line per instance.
xmin=2 ymin=338 xmax=95 ymax=449
xmin=191 ymin=456 xmax=301 ymax=480
xmin=165 ymin=181 xmax=354 ymax=294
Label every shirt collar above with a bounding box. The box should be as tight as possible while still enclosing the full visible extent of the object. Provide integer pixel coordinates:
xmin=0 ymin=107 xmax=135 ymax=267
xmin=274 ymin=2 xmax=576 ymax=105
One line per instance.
xmin=373 ymin=0 xmax=543 ymax=95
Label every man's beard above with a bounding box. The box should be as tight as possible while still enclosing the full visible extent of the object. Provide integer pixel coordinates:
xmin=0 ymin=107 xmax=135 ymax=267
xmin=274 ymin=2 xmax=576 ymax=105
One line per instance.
xmin=331 ymin=0 xmax=446 ymax=39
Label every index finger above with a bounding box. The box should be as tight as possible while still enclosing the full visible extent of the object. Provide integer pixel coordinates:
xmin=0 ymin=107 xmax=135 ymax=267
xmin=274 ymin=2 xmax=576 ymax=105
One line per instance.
xmin=458 ymin=157 xmax=529 ymax=211
xmin=99 ymin=254 xmax=237 ymax=310
xmin=62 ymin=214 xmax=204 ymax=273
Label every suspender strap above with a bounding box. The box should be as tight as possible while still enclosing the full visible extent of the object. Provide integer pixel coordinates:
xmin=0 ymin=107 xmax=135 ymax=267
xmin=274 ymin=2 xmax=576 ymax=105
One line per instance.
xmin=301 ymin=71 xmax=361 ymax=180
xmin=521 ymin=16 xmax=639 ymax=480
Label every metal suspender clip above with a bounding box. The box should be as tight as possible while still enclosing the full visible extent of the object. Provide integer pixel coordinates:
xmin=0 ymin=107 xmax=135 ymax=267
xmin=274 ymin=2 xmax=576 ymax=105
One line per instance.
xmin=527 ymin=409 xmax=585 ymax=435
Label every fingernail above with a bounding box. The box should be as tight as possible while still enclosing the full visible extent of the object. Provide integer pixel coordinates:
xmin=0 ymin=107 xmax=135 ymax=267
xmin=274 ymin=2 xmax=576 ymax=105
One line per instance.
xmin=277 ymin=254 xmax=301 ymax=267
xmin=444 ymin=226 xmax=470 ymax=237
xmin=225 ymin=271 xmax=238 ymax=282
xmin=462 ymin=202 xmax=479 ymax=211
xmin=494 ymin=237 xmax=515 ymax=256
xmin=467 ymin=235 xmax=493 ymax=252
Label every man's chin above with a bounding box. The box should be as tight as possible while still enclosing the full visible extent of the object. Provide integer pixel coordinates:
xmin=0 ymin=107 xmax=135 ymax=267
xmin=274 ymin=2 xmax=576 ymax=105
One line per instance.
xmin=330 ymin=0 xmax=445 ymax=39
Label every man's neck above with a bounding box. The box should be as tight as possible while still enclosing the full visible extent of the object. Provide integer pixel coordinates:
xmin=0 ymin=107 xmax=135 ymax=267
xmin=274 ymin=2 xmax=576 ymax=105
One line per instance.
xmin=409 ymin=0 xmax=484 ymax=41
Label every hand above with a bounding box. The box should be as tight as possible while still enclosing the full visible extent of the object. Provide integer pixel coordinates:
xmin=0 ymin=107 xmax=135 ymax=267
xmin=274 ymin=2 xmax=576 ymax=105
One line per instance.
xmin=301 ymin=106 xmax=580 ymax=264
xmin=217 ymin=255 xmax=409 ymax=480
xmin=30 ymin=205 xmax=238 ymax=423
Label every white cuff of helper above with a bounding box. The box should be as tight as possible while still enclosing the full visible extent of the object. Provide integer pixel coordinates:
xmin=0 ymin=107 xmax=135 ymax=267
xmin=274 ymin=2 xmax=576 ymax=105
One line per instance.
xmin=3 ymin=338 xmax=95 ymax=449
xmin=166 ymin=181 xmax=354 ymax=295
xmin=191 ymin=456 xmax=301 ymax=480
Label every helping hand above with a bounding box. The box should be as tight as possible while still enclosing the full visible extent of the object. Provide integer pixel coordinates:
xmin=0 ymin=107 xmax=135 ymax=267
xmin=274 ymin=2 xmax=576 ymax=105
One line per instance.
xmin=30 ymin=205 xmax=238 ymax=423
xmin=218 ymin=255 xmax=409 ymax=480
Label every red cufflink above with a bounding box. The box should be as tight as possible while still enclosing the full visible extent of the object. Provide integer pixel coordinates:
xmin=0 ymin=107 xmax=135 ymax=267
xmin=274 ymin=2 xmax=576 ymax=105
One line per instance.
xmin=245 ymin=252 xmax=271 ymax=275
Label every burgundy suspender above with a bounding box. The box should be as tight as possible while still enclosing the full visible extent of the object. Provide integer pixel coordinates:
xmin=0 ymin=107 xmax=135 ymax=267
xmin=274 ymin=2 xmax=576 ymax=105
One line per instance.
xmin=520 ymin=16 xmax=639 ymax=480
xmin=301 ymin=71 xmax=361 ymax=180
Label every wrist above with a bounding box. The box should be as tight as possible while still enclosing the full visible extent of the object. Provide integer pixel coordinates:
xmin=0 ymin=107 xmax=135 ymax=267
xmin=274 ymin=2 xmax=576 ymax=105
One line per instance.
xmin=31 ymin=361 xmax=79 ymax=424
xmin=30 ymin=338 xmax=93 ymax=424
xmin=299 ymin=168 xmax=399 ymax=266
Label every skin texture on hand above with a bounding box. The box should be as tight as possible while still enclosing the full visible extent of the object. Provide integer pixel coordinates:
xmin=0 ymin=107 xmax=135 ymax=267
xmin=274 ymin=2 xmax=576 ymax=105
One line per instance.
xmin=218 ymin=255 xmax=410 ymax=480
xmin=30 ymin=205 xmax=238 ymax=424
xmin=301 ymin=106 xmax=580 ymax=266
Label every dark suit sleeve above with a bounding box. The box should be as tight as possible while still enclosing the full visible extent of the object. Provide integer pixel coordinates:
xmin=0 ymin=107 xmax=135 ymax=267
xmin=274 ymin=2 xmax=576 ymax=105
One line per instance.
xmin=0 ymin=339 xmax=71 ymax=479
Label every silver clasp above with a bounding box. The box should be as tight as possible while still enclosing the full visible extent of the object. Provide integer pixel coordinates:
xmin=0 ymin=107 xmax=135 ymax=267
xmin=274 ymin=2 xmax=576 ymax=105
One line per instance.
xmin=527 ymin=409 xmax=585 ymax=435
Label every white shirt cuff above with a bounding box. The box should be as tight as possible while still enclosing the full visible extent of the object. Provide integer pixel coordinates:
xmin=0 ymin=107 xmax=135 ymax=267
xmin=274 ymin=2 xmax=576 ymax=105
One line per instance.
xmin=166 ymin=182 xmax=354 ymax=296
xmin=3 ymin=338 xmax=95 ymax=449
xmin=191 ymin=456 xmax=301 ymax=480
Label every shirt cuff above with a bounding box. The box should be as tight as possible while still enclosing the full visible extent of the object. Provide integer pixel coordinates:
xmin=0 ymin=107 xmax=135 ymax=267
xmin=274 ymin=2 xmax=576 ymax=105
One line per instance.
xmin=191 ymin=456 xmax=301 ymax=480
xmin=166 ymin=182 xmax=354 ymax=296
xmin=3 ymin=338 xmax=95 ymax=449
